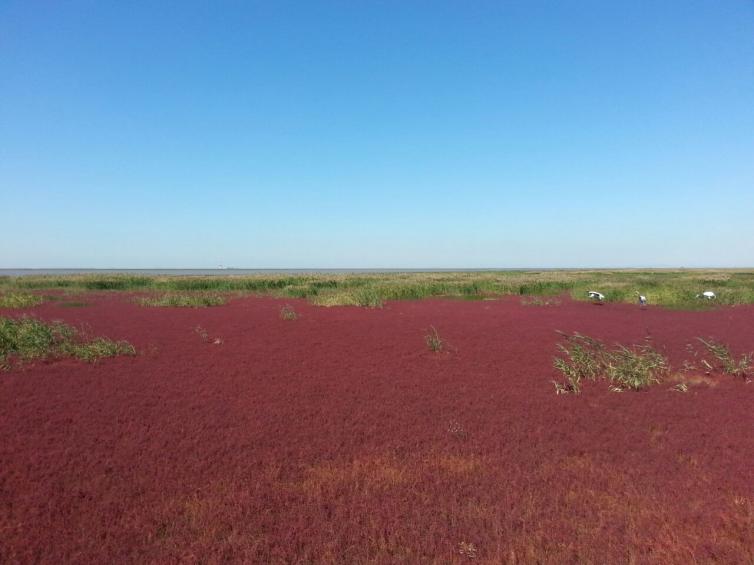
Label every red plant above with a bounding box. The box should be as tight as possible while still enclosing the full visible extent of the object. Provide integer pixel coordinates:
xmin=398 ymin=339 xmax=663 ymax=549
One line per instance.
xmin=0 ymin=294 xmax=752 ymax=563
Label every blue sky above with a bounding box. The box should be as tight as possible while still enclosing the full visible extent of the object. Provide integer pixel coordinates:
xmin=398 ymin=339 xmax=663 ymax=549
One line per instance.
xmin=2 ymin=1 xmax=753 ymax=268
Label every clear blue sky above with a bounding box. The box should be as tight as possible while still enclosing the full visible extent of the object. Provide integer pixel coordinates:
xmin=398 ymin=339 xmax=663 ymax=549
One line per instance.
xmin=2 ymin=1 xmax=753 ymax=268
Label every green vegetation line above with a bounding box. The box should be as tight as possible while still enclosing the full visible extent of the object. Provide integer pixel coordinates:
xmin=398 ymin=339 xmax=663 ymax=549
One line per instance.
xmin=4 ymin=270 xmax=754 ymax=310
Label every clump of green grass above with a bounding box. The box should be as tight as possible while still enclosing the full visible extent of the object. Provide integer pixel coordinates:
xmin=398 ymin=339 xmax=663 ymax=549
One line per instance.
xmin=552 ymin=332 xmax=603 ymax=393
xmin=0 ymin=293 xmax=44 ymax=309
xmin=280 ymin=304 xmax=298 ymax=320
xmin=354 ymin=288 xmax=383 ymax=308
xmin=553 ymin=331 xmax=668 ymax=393
xmin=602 ymin=344 xmax=668 ymax=390
xmin=138 ymin=293 xmax=227 ymax=308
xmin=697 ymin=338 xmax=753 ymax=379
xmin=0 ymin=316 xmax=135 ymax=370
xmin=425 ymin=326 xmax=443 ymax=352
xmin=309 ymin=292 xmax=355 ymax=307
xmin=65 ymin=337 xmax=136 ymax=362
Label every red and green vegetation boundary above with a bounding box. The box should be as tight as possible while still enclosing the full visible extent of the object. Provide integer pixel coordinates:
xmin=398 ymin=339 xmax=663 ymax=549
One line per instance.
xmin=3 ymin=269 xmax=754 ymax=309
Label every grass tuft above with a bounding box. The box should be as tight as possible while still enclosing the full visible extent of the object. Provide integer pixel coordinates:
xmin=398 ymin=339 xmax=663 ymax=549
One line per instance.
xmin=425 ymin=326 xmax=443 ymax=352
xmin=0 ymin=316 xmax=135 ymax=370
xmin=697 ymin=338 xmax=753 ymax=379
xmin=458 ymin=541 xmax=478 ymax=559
xmin=602 ymin=344 xmax=668 ymax=390
xmin=0 ymin=293 xmax=44 ymax=309
xmin=552 ymin=332 xmax=604 ymax=393
xmin=553 ymin=331 xmax=668 ymax=393
xmin=354 ymin=288 xmax=384 ymax=308
xmin=138 ymin=293 xmax=227 ymax=308
xmin=64 ymin=337 xmax=136 ymax=362
xmin=280 ymin=304 xmax=298 ymax=320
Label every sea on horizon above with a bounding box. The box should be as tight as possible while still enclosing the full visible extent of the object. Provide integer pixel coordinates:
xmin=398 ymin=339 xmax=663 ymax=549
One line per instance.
xmin=0 ymin=268 xmax=544 ymax=277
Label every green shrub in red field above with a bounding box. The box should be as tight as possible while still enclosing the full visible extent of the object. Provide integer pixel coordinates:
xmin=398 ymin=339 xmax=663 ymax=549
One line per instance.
xmin=0 ymin=292 xmax=44 ymax=308
xmin=0 ymin=315 xmax=135 ymax=370
xmin=553 ymin=331 xmax=668 ymax=393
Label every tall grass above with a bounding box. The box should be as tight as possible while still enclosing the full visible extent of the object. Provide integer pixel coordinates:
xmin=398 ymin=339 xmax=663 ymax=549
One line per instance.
xmin=552 ymin=333 xmax=603 ymax=393
xmin=697 ymin=338 xmax=753 ymax=379
xmin=0 ymin=316 xmax=135 ymax=370
xmin=553 ymin=332 xmax=668 ymax=393
xmin=138 ymin=293 xmax=227 ymax=308
xmin=4 ymin=270 xmax=754 ymax=309
xmin=0 ymin=293 xmax=44 ymax=308
xmin=425 ymin=326 xmax=443 ymax=352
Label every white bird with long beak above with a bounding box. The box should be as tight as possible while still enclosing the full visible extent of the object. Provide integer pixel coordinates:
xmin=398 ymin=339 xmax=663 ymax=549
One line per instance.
xmin=587 ymin=290 xmax=605 ymax=303
xmin=636 ymin=292 xmax=647 ymax=306
xmin=701 ymin=291 xmax=716 ymax=300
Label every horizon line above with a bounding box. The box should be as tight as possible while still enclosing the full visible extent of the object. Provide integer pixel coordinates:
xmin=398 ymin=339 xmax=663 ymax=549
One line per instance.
xmin=3 ymin=266 xmax=754 ymax=272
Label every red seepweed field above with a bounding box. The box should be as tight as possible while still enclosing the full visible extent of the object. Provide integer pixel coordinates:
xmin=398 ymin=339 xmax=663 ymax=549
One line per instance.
xmin=1 ymin=293 xmax=752 ymax=563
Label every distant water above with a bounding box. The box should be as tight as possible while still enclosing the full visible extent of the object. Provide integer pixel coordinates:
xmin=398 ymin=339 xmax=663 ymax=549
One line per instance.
xmin=0 ymin=268 xmax=543 ymax=277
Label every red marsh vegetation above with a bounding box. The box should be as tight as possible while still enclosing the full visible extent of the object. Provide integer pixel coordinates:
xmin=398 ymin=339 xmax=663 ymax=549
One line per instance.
xmin=0 ymin=294 xmax=752 ymax=563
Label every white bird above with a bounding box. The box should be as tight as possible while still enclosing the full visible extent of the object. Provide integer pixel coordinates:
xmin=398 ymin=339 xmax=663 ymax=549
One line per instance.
xmin=637 ymin=293 xmax=647 ymax=305
xmin=587 ymin=290 xmax=605 ymax=301
xmin=701 ymin=291 xmax=716 ymax=300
